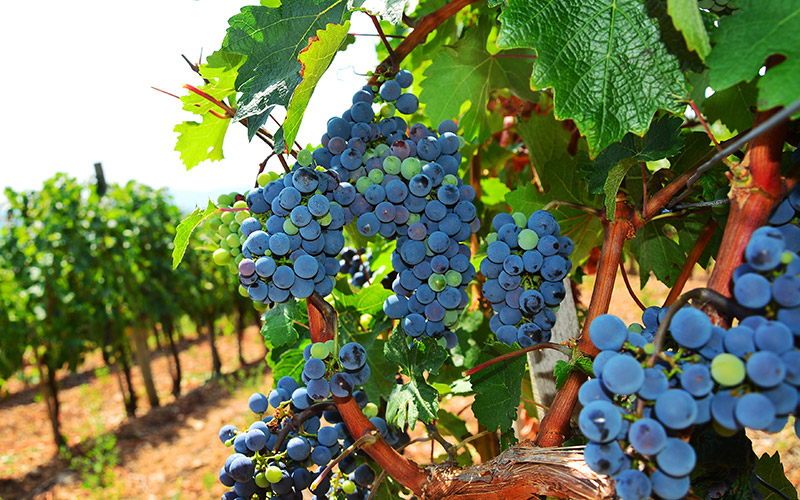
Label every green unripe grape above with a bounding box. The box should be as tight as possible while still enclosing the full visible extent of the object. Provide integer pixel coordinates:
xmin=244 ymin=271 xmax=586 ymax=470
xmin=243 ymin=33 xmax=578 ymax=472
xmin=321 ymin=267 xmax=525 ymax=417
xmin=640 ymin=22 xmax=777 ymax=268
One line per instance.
xmin=407 ymin=213 xmax=420 ymax=225
xmin=362 ymin=150 xmax=375 ymax=162
xmin=253 ymin=301 xmax=268 ymax=312
xmin=486 ymin=232 xmax=498 ymax=244
xmin=380 ymin=103 xmax=396 ymax=117
xmin=443 ymin=310 xmax=459 ymax=327
xmin=213 ymin=248 xmax=232 ymax=266
xmin=628 ymin=323 xmax=644 ymax=333
xmin=229 ymin=221 xmax=240 ymax=233
xmin=266 ymin=466 xmax=283 ymax=484
xmin=374 ymin=144 xmax=390 ymax=156
xmin=550 ymin=305 xmax=560 ymax=313
xmin=311 ymin=342 xmax=330 ymax=360
xmin=217 ymin=193 xmax=234 ymax=207
xmin=457 ymin=135 xmax=466 ymax=149
xmin=644 ymin=343 xmax=655 ymax=355
xmin=239 ymin=233 xmax=248 ymax=245
xmin=235 ymin=253 xmax=244 ymax=264
xmin=257 ymin=172 xmax=271 ymax=187
xmin=429 ymin=273 xmax=447 ymax=292
xmin=710 ymin=353 xmax=746 ymax=386
xmin=226 ymin=233 xmax=241 ymax=248
xmin=219 ymin=238 xmax=231 ymax=251
xmin=221 ymin=211 xmax=235 ymax=225
xmin=235 ymin=210 xmax=249 ymax=224
xmin=442 ymin=174 xmax=459 ymax=186
xmin=356 ymin=176 xmax=373 ymax=194
xmin=363 ymin=402 xmax=379 ymax=418
xmin=324 ymin=339 xmax=335 ymax=352
xmin=360 ymin=313 xmax=373 ymax=330
xmin=283 ymin=219 xmax=299 ymax=235
xmin=713 ymin=420 xmax=738 ymax=436
xmin=255 ymin=472 xmax=269 ymax=488
xmin=368 ymin=168 xmax=384 ymax=184
xmin=209 ymin=217 xmax=223 ymax=229
xmin=426 ymin=245 xmax=434 ymax=257
xmin=233 ymin=200 xmax=247 ymax=209
xmin=445 ymin=269 xmax=462 ymax=287
xmin=518 ymin=229 xmax=539 ymax=250
xmin=512 ymin=212 xmax=527 ymax=228
xmin=383 ymin=155 xmax=402 ymax=175
xmin=218 ymin=225 xmax=232 ymax=238
xmin=318 ymin=212 xmax=332 ymax=226
xmin=782 ymin=251 xmax=795 ymax=265
xmin=238 ymin=285 xmax=249 ymax=298
xmin=371 ymin=85 xmax=379 ymax=92
xmin=228 ymin=261 xmax=239 ymax=274
xmin=401 ymin=157 xmax=422 ymax=179
xmin=342 ymin=480 xmax=357 ymax=494
xmin=297 ymin=149 xmax=313 ymax=167
xmin=230 ymin=247 xmax=241 ymax=257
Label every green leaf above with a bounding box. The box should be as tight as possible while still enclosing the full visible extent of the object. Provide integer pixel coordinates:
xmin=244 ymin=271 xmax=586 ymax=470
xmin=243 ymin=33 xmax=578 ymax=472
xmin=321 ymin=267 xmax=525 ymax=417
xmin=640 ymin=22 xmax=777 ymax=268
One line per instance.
xmin=420 ymin=21 xmax=538 ymax=142
xmin=505 ymin=154 xmax=604 ymax=267
xmin=224 ymin=1 xmax=348 ymax=138
xmin=516 ymin=108 xmax=574 ymax=172
xmin=480 ymin=177 xmax=511 ymax=206
xmin=754 ymin=452 xmax=798 ymax=500
xmin=174 ymin=116 xmax=231 ymax=170
xmin=260 ymin=302 xmax=300 ymax=347
xmin=469 ymin=342 xmax=526 ymax=432
xmin=172 ymin=200 xmax=218 ymax=269
xmin=586 ymin=115 xmax=684 ymax=219
xmin=497 ymin=0 xmax=686 ymax=155
xmin=333 ymin=282 xmax=392 ymax=315
xmin=707 ymin=0 xmax=800 ymax=115
xmin=704 ymin=80 xmax=758 ymax=134
xmin=629 ymin=219 xmax=685 ymax=288
xmin=268 ymin=339 xmax=310 ymax=383
xmin=667 ymin=0 xmax=711 ymax=60
xmin=553 ymin=359 xmax=572 ymax=390
xmin=347 ymin=0 xmax=412 ymax=25
xmin=436 ymin=409 xmax=470 ymax=440
xmin=383 ymin=329 xmax=447 ymax=428
xmin=574 ymin=355 xmax=594 ymax=377
xmin=276 ymin=21 xmax=351 ymax=153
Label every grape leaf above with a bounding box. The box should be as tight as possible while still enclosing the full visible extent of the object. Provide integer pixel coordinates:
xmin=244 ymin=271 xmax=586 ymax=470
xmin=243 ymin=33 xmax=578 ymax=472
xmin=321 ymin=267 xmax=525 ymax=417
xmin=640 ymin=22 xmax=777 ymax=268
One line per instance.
xmin=553 ymin=359 xmax=572 ymax=390
xmin=754 ymin=452 xmax=798 ymax=500
xmin=173 ymin=50 xmax=243 ymax=170
xmin=261 ymin=302 xmax=301 ymax=347
xmin=470 ymin=342 xmax=526 ymax=432
xmin=480 ymin=177 xmax=511 ymax=206
xmin=497 ymin=0 xmax=686 ymax=155
xmin=516 ymin=109 xmax=574 ymax=172
xmin=172 ymin=200 xmax=218 ymax=269
xmin=436 ymin=409 xmax=470 ymax=440
xmin=347 ymin=0 xmax=412 ymax=25
xmin=628 ymin=218 xmax=684 ymax=289
xmin=268 ymin=339 xmax=311 ymax=383
xmin=384 ymin=329 xmax=447 ymax=428
xmin=224 ymin=1 xmax=348 ymax=139
xmin=704 ymin=80 xmax=758 ymax=134
xmin=505 ymin=155 xmax=603 ymax=267
xmin=420 ymin=21 xmax=538 ymax=142
xmin=584 ymin=115 xmax=685 ymax=219
xmin=333 ymin=282 xmax=392 ymax=315
xmin=667 ymin=0 xmax=711 ymax=61
xmin=707 ymin=0 xmax=800 ymax=115
xmin=276 ymin=21 xmax=351 ymax=153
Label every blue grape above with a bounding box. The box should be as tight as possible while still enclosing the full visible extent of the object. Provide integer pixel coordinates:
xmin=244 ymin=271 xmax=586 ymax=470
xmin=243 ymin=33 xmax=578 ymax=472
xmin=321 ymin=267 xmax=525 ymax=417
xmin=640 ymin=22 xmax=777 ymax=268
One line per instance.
xmin=589 ymin=314 xmax=629 ymax=351
xmin=578 ymin=401 xmax=623 ymax=443
xmin=628 ymin=417 xmax=667 ymax=455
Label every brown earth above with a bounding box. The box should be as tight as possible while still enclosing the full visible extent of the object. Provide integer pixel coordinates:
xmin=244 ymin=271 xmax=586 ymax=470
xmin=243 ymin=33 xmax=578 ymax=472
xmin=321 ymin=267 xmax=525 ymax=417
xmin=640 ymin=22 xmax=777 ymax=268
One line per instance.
xmin=0 ymin=269 xmax=797 ymax=500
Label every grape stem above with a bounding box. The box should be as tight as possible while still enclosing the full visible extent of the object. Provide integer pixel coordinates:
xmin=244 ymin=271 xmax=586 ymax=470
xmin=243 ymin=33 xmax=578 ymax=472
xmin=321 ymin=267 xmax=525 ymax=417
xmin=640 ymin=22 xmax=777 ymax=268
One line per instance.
xmin=453 ymin=429 xmax=492 ymax=453
xmin=272 ymin=401 xmax=338 ymax=452
xmin=619 ymin=260 xmax=646 ymax=312
xmin=755 ymin=474 xmax=794 ymax=500
xmin=425 ymin=422 xmax=456 ymax=463
xmin=366 ymin=470 xmax=387 ymax=500
xmin=663 ymin=219 xmax=718 ymax=307
xmin=646 ymin=287 xmax=754 ymax=368
xmin=463 ymin=342 xmax=570 ymax=377
xmin=688 ymin=99 xmax=725 ymax=155
xmin=311 ymin=430 xmax=379 ymax=491
xmin=368 ymin=13 xmax=399 ymax=74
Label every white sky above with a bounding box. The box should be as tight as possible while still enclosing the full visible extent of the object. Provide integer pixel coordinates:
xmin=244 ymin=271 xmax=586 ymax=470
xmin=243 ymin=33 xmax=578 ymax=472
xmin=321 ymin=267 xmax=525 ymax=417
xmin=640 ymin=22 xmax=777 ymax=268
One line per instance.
xmin=0 ymin=1 xmax=379 ymax=209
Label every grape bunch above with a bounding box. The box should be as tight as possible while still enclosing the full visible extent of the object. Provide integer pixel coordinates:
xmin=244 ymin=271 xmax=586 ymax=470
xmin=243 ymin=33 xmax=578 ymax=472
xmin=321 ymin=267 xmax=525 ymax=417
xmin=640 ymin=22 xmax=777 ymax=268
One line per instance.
xmin=229 ymin=164 xmax=349 ymax=304
xmin=308 ymin=68 xmax=479 ymax=345
xmin=207 ymin=191 xmax=249 ymax=274
xmin=217 ymin=370 xmax=406 ymax=500
xmin=481 ymin=210 xmax=574 ymax=347
xmin=340 ymin=247 xmax=372 ymax=287
xmin=579 ymin=255 xmax=800 ymax=500
xmin=297 ymin=340 xmax=371 ymax=401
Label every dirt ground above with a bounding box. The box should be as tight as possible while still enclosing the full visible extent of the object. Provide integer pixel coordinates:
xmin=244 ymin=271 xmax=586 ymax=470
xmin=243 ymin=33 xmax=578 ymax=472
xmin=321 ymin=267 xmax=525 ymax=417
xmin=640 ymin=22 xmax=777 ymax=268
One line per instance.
xmin=0 ymin=269 xmax=798 ymax=500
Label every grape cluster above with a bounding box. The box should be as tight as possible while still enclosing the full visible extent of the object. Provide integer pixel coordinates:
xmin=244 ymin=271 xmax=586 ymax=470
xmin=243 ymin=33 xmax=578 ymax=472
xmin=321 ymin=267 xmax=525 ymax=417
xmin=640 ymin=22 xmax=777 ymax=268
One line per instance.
xmin=579 ymin=228 xmax=800 ymax=500
xmin=217 ymin=370 xmax=406 ymax=500
xmin=308 ymin=68 xmax=478 ymax=344
xmin=231 ymin=164 xmax=348 ymax=304
xmin=208 ymin=192 xmax=250 ymax=274
xmin=298 ymin=340 xmax=371 ymax=401
xmin=481 ymin=210 xmax=574 ymax=347
xmin=339 ymin=247 xmax=372 ymax=287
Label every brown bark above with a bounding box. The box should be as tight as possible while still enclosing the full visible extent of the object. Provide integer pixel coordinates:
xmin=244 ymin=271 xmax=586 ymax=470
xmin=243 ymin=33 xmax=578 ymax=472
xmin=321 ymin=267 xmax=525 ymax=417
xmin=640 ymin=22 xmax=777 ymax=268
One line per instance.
xmin=38 ymin=354 xmax=65 ymax=448
xmin=131 ymin=325 xmax=160 ymax=408
xmin=163 ymin=315 xmax=182 ymax=397
xmin=207 ymin=316 xmax=222 ymax=377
